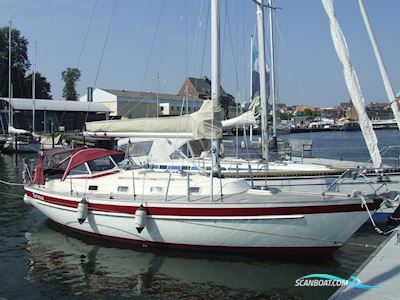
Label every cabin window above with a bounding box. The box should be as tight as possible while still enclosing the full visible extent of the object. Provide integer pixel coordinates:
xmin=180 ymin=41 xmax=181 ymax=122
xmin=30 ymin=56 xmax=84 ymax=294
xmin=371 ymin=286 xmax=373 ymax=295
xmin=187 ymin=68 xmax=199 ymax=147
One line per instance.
xmin=159 ymin=165 xmax=167 ymax=170
xmin=126 ymin=141 xmax=153 ymax=157
xmin=189 ymin=187 xmax=200 ymax=194
xmin=150 ymin=187 xmax=163 ymax=193
xmin=87 ymin=156 xmax=116 ymax=172
xmin=188 ymin=139 xmax=209 ymax=157
xmin=88 ymin=185 xmax=98 ymax=191
xmin=69 ymin=163 xmax=89 ymax=175
xmin=111 ymin=154 xmax=125 ymax=165
xmin=117 ymin=186 xmax=129 ymax=192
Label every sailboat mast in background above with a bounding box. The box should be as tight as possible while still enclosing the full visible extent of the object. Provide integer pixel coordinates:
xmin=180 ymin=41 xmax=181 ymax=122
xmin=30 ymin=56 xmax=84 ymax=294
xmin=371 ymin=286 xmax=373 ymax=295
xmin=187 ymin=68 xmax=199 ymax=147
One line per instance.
xmin=268 ymin=0 xmax=277 ymax=138
xmin=211 ymin=0 xmax=221 ymax=174
xmin=256 ymin=0 xmax=269 ymax=161
xmin=8 ymin=21 xmax=12 ymax=129
xmin=32 ymin=41 xmax=36 ymax=133
xmin=249 ymin=35 xmax=254 ymax=100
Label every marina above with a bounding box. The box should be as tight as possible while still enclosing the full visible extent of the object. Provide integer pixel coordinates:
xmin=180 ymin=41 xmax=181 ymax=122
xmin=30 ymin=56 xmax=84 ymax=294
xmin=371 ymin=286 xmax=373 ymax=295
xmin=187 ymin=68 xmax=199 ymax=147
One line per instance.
xmin=0 ymin=129 xmax=398 ymax=299
xmin=1 ymin=0 xmax=400 ymax=299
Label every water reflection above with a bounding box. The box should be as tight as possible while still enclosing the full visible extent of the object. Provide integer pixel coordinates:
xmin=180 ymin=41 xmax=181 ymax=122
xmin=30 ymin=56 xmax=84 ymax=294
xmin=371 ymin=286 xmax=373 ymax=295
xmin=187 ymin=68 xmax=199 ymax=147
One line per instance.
xmin=24 ymin=220 xmax=383 ymax=299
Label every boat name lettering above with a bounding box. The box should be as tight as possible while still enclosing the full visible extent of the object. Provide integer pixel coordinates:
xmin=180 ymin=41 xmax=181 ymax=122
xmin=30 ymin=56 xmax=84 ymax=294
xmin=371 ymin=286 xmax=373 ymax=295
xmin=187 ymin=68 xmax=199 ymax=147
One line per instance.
xmin=32 ymin=193 xmax=45 ymax=201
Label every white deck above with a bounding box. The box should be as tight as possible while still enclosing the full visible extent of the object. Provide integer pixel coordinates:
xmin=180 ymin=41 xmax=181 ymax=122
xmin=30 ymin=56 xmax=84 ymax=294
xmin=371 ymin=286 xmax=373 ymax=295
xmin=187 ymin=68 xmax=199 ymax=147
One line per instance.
xmin=330 ymin=229 xmax=400 ymax=299
xmin=299 ymin=157 xmax=371 ymax=169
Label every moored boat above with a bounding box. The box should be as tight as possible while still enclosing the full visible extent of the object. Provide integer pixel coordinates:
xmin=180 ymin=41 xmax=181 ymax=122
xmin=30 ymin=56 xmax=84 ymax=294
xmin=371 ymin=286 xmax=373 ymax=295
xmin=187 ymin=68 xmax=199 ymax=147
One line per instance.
xmin=23 ymin=147 xmax=376 ymax=254
xmin=2 ymin=135 xmax=41 ymax=153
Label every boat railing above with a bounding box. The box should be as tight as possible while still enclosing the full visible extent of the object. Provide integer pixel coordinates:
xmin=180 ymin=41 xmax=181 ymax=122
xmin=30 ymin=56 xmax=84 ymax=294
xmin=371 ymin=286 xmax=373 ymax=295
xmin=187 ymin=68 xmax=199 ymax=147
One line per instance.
xmin=22 ymin=158 xmax=34 ymax=184
xmin=322 ymin=168 xmax=379 ymax=196
xmin=376 ymin=145 xmax=400 ymax=167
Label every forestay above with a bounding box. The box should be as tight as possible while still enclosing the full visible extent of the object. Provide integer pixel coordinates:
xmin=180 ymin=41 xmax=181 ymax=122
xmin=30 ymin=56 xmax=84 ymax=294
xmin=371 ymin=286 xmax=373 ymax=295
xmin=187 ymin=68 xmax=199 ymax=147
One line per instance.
xmin=358 ymin=0 xmax=400 ymax=130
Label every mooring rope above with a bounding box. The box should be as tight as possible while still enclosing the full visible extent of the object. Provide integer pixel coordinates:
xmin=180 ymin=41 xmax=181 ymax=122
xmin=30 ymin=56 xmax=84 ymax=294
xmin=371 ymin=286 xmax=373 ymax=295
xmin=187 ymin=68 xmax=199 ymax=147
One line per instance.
xmin=0 ymin=179 xmax=25 ymax=186
xmin=360 ymin=194 xmax=398 ymax=235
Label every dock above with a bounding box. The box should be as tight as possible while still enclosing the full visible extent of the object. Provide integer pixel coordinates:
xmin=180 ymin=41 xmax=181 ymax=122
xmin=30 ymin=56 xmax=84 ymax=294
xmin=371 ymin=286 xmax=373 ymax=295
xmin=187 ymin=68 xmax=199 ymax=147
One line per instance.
xmin=330 ymin=229 xmax=400 ymax=299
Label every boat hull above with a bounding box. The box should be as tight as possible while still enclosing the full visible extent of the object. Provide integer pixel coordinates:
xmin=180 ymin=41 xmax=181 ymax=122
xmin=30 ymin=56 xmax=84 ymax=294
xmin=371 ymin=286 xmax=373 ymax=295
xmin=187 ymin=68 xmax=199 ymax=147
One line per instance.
xmin=24 ymin=188 xmax=372 ymax=254
xmin=3 ymin=140 xmax=41 ymax=153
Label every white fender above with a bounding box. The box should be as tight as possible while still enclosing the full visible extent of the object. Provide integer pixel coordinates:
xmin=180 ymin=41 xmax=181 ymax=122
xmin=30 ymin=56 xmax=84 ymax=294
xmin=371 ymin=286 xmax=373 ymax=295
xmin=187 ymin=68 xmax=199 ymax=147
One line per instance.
xmin=135 ymin=205 xmax=147 ymax=233
xmin=23 ymin=194 xmax=31 ymax=205
xmin=77 ymin=198 xmax=88 ymax=224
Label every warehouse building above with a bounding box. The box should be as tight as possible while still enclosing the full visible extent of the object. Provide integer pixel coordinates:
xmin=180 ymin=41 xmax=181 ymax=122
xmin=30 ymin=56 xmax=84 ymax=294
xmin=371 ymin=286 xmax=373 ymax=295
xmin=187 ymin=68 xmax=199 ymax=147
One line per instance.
xmin=0 ymin=98 xmax=110 ymax=134
xmin=79 ymin=88 xmax=204 ymax=118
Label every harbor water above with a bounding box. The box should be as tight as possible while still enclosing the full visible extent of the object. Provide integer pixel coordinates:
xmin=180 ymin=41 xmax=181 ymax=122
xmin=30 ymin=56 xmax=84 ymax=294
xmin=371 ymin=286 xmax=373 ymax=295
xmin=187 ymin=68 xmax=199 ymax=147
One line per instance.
xmin=1 ymin=130 xmax=399 ymax=299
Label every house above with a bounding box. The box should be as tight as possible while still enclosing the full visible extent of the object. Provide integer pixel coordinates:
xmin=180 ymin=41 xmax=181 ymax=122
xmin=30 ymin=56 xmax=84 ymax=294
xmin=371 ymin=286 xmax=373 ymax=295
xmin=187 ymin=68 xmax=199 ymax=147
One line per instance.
xmin=366 ymin=102 xmax=394 ymax=120
xmin=178 ymin=76 xmax=235 ymax=119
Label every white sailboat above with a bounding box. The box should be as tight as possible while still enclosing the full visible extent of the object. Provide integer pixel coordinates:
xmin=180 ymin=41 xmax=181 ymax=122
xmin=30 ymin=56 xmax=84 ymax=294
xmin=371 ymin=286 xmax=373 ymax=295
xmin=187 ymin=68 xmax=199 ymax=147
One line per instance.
xmin=83 ymin=1 xmax=400 ymax=202
xmin=23 ymin=0 xmax=375 ymax=254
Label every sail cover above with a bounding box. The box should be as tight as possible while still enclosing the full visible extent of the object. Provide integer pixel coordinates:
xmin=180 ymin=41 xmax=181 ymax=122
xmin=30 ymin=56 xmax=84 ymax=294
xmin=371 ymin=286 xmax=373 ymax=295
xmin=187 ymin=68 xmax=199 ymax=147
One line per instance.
xmin=86 ymin=100 xmax=222 ymax=140
xmin=221 ymin=110 xmax=257 ymax=130
xmin=322 ymin=0 xmax=382 ymax=168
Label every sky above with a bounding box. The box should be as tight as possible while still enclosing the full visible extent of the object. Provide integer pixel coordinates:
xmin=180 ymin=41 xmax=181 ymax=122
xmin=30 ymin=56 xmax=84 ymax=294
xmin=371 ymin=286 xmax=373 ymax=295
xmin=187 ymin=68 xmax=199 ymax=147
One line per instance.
xmin=1 ymin=0 xmax=399 ymax=107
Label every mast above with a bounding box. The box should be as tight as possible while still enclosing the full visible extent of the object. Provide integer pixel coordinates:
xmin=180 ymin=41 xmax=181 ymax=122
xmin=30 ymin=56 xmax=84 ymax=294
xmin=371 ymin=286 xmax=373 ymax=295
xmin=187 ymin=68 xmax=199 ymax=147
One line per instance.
xmin=256 ymin=0 xmax=269 ymax=161
xmin=32 ymin=41 xmax=36 ymax=133
xmin=358 ymin=0 xmax=400 ymax=130
xmin=249 ymin=35 xmax=254 ymax=142
xmin=211 ymin=0 xmax=220 ymax=174
xmin=156 ymin=71 xmax=159 ymax=117
xmin=8 ymin=21 xmax=12 ymax=128
xmin=268 ymin=0 xmax=277 ymax=137
xmin=249 ymin=35 xmax=254 ymax=100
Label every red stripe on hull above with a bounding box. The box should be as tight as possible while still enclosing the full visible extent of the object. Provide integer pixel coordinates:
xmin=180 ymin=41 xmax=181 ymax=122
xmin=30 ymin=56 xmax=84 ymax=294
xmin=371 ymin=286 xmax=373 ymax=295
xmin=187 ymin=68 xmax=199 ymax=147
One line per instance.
xmin=25 ymin=189 xmax=375 ymax=216
xmin=53 ymin=221 xmax=340 ymax=254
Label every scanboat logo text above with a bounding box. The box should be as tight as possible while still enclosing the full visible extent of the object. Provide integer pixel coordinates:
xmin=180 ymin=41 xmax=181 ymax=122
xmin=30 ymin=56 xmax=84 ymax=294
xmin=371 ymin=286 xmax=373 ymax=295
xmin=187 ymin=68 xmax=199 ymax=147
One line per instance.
xmin=295 ymin=274 xmax=382 ymax=289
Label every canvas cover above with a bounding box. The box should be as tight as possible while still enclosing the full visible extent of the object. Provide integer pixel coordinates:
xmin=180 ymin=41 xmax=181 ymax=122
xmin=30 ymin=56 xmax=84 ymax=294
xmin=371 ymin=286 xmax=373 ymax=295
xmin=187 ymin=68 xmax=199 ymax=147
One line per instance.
xmin=86 ymin=100 xmax=222 ymax=140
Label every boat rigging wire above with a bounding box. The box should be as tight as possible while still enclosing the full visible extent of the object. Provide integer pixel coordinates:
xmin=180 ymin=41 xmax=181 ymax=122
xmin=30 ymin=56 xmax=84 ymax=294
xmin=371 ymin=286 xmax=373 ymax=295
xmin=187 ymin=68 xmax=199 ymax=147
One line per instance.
xmin=93 ymin=0 xmax=118 ymax=88
xmin=83 ymin=0 xmax=118 ymax=130
xmin=138 ymin=0 xmax=166 ymax=93
xmin=77 ymin=0 xmax=99 ymax=68
xmin=199 ymin=0 xmax=210 ymax=77
xmin=61 ymin=0 xmax=98 ymax=128
xmin=189 ymin=0 xmax=206 ymax=71
xmin=115 ymin=0 xmax=166 ymax=119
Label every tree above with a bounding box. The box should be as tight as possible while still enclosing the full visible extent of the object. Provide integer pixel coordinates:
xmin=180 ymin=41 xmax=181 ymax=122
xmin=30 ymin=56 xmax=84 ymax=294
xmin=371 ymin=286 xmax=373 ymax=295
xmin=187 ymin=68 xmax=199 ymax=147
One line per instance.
xmin=61 ymin=67 xmax=81 ymax=100
xmin=24 ymin=72 xmax=52 ymax=99
xmin=0 ymin=25 xmax=52 ymax=99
